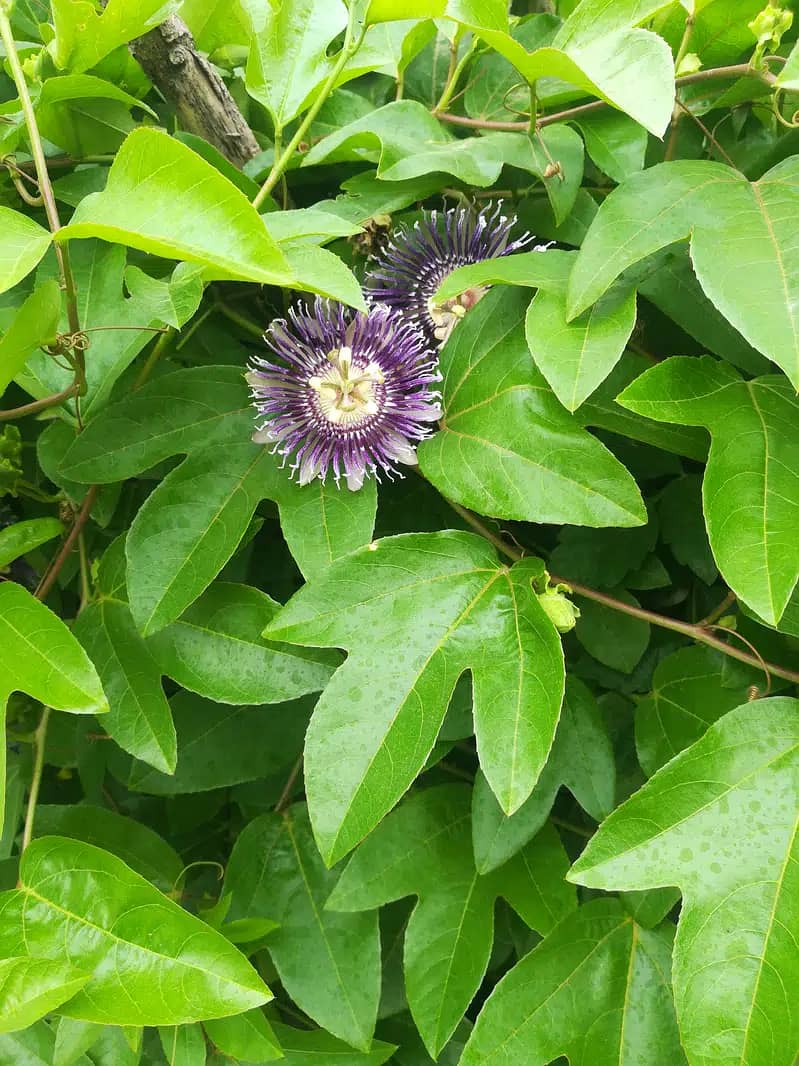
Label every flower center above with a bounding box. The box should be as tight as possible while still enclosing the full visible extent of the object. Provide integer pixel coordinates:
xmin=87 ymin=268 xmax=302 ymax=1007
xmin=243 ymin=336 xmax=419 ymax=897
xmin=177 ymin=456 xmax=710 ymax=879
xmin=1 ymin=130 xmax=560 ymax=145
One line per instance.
xmin=308 ymin=346 xmax=385 ymax=427
xmin=426 ymin=285 xmax=489 ymax=345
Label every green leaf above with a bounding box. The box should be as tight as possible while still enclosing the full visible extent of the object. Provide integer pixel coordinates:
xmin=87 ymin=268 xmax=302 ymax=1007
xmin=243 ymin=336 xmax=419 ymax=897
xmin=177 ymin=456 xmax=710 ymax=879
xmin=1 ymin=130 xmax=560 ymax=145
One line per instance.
xmin=0 ymin=582 xmax=107 ymax=830
xmin=328 ymin=785 xmax=575 ymax=1057
xmin=0 ymin=517 xmax=63 ymax=570
xmin=525 ymin=282 xmax=636 ymax=411
xmin=146 ymin=582 xmax=335 ymax=705
xmin=573 ymin=110 xmax=648 ymax=184
xmin=60 ymin=365 xmax=251 ymax=484
xmin=157 ymin=1025 xmax=207 ymax=1066
xmin=35 ymin=74 xmax=155 ymax=157
xmin=224 ymin=804 xmax=381 ymax=1050
xmin=203 ymin=1009 xmax=281 ymax=1062
xmin=417 ymin=287 xmax=646 ymax=527
xmin=367 ymin=1 xmax=675 ymax=135
xmin=53 ymin=1018 xmax=103 ymax=1066
xmin=0 ymin=836 xmax=271 ymax=1025
xmin=19 ymin=244 xmax=203 ymax=419
xmin=435 ymin=248 xmax=575 ymax=304
xmin=112 ymin=691 xmax=312 ymax=795
xmin=472 ymin=677 xmax=615 ymax=872
xmin=57 ymin=129 xmax=295 ymax=288
xmin=32 ymin=805 xmax=183 ymax=893
xmin=568 ymin=158 xmax=799 ymax=388
xmin=618 ymin=356 xmax=799 ymax=624
xmin=569 ymin=697 xmax=799 ymax=1066
xmin=459 ymin=898 xmax=685 ymax=1066
xmin=658 ymin=474 xmax=717 ymax=584
xmin=270 ymin=1022 xmax=396 ymax=1064
xmin=0 ymin=209 xmax=51 ymax=297
xmin=50 ymin=0 xmax=177 ymax=73
xmin=277 ymin=476 xmax=377 ymax=580
xmin=0 ymin=281 xmax=60 ymax=399
xmin=0 ymin=958 xmax=89 ymax=1034
xmin=635 ymin=646 xmax=753 ymax=776
xmin=574 ymin=589 xmax=650 ymax=672
xmin=266 ymin=532 xmax=564 ymax=863
xmin=73 ymin=598 xmax=176 ymax=772
xmin=0 ymin=1022 xmax=92 ymax=1066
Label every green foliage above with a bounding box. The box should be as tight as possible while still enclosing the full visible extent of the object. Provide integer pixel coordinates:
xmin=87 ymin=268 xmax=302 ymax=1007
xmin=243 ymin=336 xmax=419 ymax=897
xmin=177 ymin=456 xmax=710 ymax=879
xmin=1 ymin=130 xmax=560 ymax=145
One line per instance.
xmin=2 ymin=1 xmax=799 ymax=1063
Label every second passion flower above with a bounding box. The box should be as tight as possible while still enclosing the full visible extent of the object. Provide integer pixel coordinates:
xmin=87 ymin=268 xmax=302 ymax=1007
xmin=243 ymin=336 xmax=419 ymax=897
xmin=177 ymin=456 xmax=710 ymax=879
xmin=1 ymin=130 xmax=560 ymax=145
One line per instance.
xmin=247 ymin=299 xmax=442 ymax=491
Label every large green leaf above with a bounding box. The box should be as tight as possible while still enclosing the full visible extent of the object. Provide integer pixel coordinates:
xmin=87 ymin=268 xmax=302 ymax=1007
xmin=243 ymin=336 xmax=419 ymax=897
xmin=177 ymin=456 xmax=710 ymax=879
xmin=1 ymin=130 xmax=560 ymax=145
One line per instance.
xmin=471 ymin=677 xmax=615 ymax=872
xmin=266 ymin=531 xmax=564 ymax=863
xmin=146 ymin=582 xmax=335 ymax=705
xmin=328 ymin=785 xmax=575 ymax=1058
xmin=417 ymin=288 xmax=646 ymax=527
xmin=618 ymin=356 xmax=799 ymax=624
xmin=19 ymin=243 xmax=203 ymax=418
xmin=459 ymin=898 xmax=685 ymax=1065
xmin=0 ymin=837 xmax=271 ymax=1025
xmin=0 ymin=583 xmax=107 ymax=830
xmin=56 ymin=129 xmax=295 ymax=288
xmin=0 ymin=958 xmax=88 ymax=1034
xmin=568 ymin=158 xmax=799 ymax=388
xmin=569 ymin=698 xmax=799 ymax=1066
xmin=50 ymin=0 xmax=177 ymax=73
xmin=635 ymin=646 xmax=752 ymax=776
xmin=0 ymin=281 xmax=60 ymax=399
xmin=224 ymin=804 xmax=381 ymax=1050
xmin=0 ymin=209 xmax=51 ymax=297
xmin=366 ymin=0 xmax=675 ymax=135
xmin=32 ymin=804 xmax=182 ymax=892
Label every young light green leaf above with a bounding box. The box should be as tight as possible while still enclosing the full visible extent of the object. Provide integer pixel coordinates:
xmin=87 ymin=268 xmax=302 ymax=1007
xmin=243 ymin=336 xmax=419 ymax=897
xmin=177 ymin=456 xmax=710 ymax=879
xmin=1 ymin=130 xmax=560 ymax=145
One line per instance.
xmin=57 ymin=129 xmax=295 ymax=288
xmin=266 ymin=532 xmax=564 ymax=863
xmin=50 ymin=0 xmax=177 ymax=73
xmin=32 ymin=804 xmax=182 ymax=893
xmin=0 ymin=517 xmax=63 ymax=570
xmin=472 ymin=677 xmax=615 ymax=872
xmin=203 ymin=1008 xmax=281 ymax=1062
xmin=73 ymin=598 xmax=176 ymax=773
xmin=0 ymin=208 xmax=51 ymax=296
xmin=112 ymin=691 xmax=311 ymax=795
xmin=635 ymin=646 xmax=752 ymax=776
xmin=0 ymin=582 xmax=107 ymax=829
xmin=328 ymin=784 xmax=575 ymax=1058
xmin=568 ymin=158 xmax=799 ymax=387
xmin=0 ymin=280 xmax=60 ymax=398
xmin=525 ymin=282 xmax=636 ymax=410
xmin=460 ymin=898 xmax=685 ymax=1066
xmin=0 ymin=836 xmax=271 ymax=1025
xmin=569 ymin=698 xmax=799 ymax=1066
xmin=224 ymin=804 xmax=381 ymax=1050
xmin=158 ymin=1024 xmax=207 ymax=1066
xmin=0 ymin=958 xmax=89 ymax=1034
xmin=434 ymin=248 xmax=575 ymax=304
xmin=418 ymin=288 xmax=646 ymax=527
xmin=618 ymin=356 xmax=799 ymax=624
xmin=146 ymin=582 xmax=335 ymax=705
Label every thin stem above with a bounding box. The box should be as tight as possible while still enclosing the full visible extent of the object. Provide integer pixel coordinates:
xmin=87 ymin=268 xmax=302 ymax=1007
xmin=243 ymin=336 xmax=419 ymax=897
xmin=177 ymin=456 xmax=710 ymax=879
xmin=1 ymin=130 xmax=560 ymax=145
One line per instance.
xmin=20 ymin=707 xmax=50 ymax=853
xmin=134 ymin=328 xmax=174 ymax=388
xmin=35 ymin=485 xmax=99 ymax=601
xmin=216 ymin=301 xmax=265 ymax=339
xmin=275 ymin=756 xmax=303 ymax=814
xmin=77 ymin=531 xmax=91 ymax=611
xmin=433 ymin=61 xmax=779 ymax=133
xmin=253 ymin=25 xmax=366 ymax=209
xmin=0 ymin=383 xmax=79 ymax=421
xmin=435 ymin=34 xmax=473 ymax=114
xmin=0 ymin=6 xmax=80 ymax=338
xmin=443 ymin=497 xmax=799 ymax=686
xmin=699 ymin=590 xmax=737 ymax=627
xmin=673 ymin=13 xmax=696 ymax=73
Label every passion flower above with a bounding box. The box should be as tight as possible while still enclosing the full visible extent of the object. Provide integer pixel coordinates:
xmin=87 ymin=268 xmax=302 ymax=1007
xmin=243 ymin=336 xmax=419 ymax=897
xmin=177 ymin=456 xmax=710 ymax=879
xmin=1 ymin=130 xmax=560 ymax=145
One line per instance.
xmin=247 ymin=299 xmax=441 ymax=491
xmin=365 ymin=202 xmax=541 ymax=346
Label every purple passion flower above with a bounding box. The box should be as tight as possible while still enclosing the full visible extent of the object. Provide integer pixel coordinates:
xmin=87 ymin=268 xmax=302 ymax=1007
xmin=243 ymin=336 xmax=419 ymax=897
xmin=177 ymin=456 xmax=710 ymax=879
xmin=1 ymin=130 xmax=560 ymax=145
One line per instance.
xmin=365 ymin=202 xmax=542 ymax=346
xmin=247 ymin=299 xmax=441 ymax=491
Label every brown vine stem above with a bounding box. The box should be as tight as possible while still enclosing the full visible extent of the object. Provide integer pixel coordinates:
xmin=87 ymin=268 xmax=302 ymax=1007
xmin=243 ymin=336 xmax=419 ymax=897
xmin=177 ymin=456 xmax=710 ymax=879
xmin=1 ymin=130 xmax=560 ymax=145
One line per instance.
xmin=433 ymin=61 xmax=780 ymax=133
xmin=0 ymin=383 xmax=79 ymax=421
xmin=445 ymin=498 xmax=799 ymax=686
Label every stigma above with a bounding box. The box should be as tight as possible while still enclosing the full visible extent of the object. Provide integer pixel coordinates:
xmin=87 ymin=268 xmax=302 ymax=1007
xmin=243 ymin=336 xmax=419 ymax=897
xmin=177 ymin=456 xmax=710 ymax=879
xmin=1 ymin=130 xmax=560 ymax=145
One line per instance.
xmin=308 ymin=346 xmax=385 ymax=426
